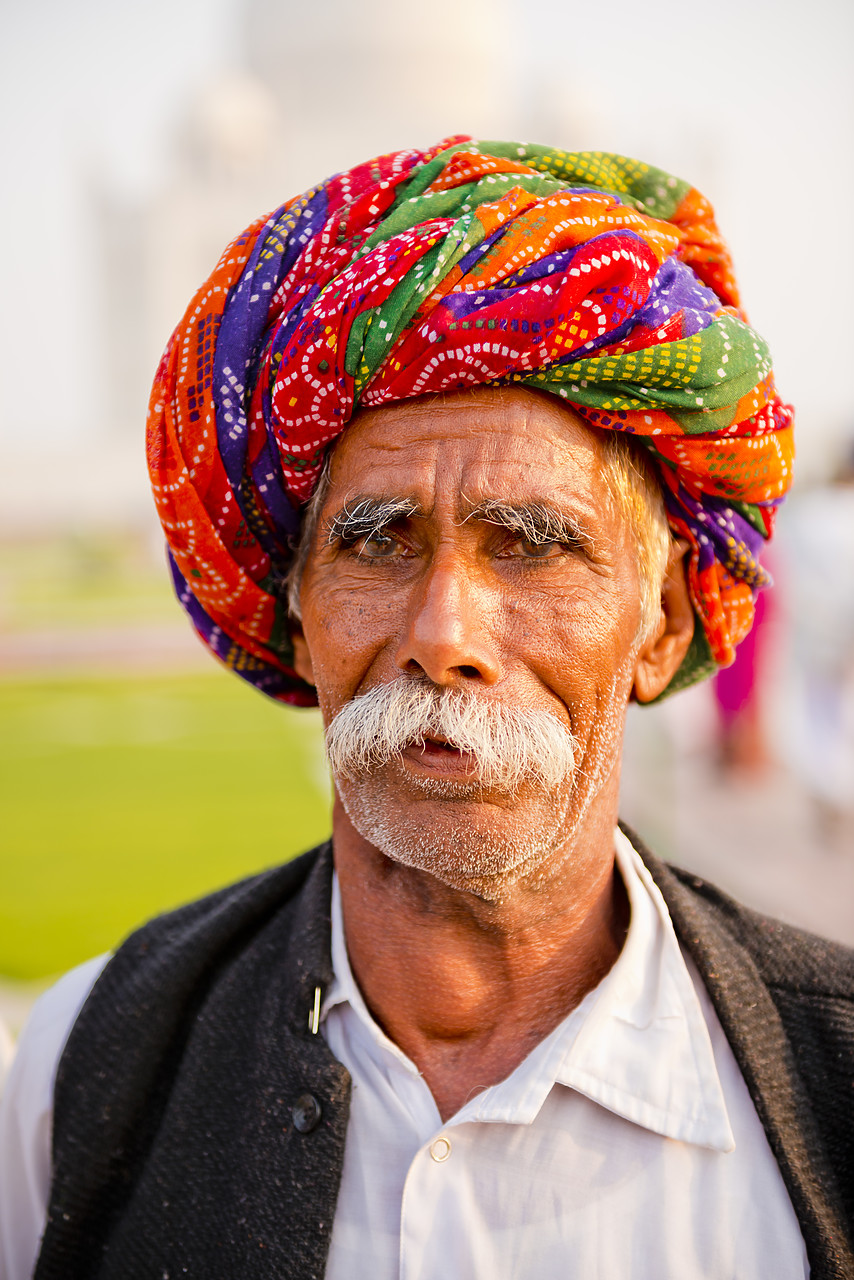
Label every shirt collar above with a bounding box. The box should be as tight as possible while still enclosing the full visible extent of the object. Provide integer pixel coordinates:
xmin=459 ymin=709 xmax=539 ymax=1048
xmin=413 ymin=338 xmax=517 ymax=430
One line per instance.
xmin=323 ymin=874 xmax=420 ymax=1078
xmin=321 ymin=829 xmax=734 ymax=1152
xmin=550 ymin=829 xmax=735 ymax=1151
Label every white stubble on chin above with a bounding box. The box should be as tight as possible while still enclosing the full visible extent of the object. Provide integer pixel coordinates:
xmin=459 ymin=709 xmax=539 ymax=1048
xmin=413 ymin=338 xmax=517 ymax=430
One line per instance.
xmin=327 ymin=665 xmax=634 ymax=898
xmin=334 ymin=763 xmax=578 ymax=898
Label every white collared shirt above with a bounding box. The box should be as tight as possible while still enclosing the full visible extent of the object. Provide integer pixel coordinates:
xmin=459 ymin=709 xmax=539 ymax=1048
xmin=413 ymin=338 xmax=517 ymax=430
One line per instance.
xmin=0 ymin=830 xmax=808 ymax=1279
xmin=321 ymin=830 xmax=808 ymax=1278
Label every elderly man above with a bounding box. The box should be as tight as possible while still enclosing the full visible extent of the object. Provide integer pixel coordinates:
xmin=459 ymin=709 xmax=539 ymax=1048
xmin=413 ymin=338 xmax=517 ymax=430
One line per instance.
xmin=1 ymin=139 xmax=852 ymax=1279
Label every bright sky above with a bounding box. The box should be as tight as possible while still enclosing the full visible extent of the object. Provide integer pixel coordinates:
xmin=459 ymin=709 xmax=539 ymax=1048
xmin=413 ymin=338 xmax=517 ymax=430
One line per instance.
xmin=2 ymin=0 xmax=852 ymax=479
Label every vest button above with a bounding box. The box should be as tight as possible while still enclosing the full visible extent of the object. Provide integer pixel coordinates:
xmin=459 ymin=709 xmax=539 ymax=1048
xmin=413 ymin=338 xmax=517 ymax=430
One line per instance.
xmin=292 ymin=1093 xmax=322 ymax=1133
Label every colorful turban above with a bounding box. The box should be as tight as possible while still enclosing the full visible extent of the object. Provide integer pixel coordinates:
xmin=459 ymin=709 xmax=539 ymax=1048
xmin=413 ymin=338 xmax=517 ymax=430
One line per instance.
xmin=147 ymin=136 xmax=793 ymax=704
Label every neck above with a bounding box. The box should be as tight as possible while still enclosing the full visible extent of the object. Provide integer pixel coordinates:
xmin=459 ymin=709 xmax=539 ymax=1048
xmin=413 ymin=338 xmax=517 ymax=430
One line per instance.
xmin=332 ymin=785 xmax=629 ymax=1122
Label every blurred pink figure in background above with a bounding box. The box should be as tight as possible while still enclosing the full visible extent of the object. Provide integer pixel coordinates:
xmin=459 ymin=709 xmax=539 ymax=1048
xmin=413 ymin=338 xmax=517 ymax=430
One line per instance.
xmin=713 ymin=578 xmax=776 ymax=776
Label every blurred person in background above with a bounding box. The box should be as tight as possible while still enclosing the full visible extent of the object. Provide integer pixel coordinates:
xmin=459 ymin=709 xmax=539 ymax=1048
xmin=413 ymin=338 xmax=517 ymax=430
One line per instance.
xmin=712 ymin=567 xmax=776 ymax=776
xmin=780 ymin=443 xmax=854 ymax=845
xmin=1 ymin=138 xmax=851 ymax=1279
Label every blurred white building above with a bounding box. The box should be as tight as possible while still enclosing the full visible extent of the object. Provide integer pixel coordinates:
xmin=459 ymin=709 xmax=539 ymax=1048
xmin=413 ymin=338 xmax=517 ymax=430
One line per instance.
xmin=97 ymin=0 xmax=519 ymax=448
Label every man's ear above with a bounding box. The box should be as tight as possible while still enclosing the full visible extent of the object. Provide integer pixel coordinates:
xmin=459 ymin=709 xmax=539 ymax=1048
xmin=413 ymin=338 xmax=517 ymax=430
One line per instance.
xmin=632 ymin=539 xmax=695 ymax=704
xmin=290 ymin=622 xmax=316 ymax=688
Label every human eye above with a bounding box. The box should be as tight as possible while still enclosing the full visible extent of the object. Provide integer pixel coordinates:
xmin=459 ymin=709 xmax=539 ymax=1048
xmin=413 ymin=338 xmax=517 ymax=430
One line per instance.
xmin=513 ymin=536 xmax=568 ymax=559
xmin=326 ymin=499 xmax=418 ymax=562
xmin=334 ymin=524 xmax=411 ymax=561
xmin=498 ymin=531 xmax=583 ymax=562
xmin=479 ymin=504 xmax=591 ymax=564
xmin=356 ymin=529 xmax=402 ymax=559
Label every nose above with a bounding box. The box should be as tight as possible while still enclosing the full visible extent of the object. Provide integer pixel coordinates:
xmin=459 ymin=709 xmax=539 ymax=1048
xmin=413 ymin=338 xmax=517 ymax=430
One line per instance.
xmin=395 ymin=549 xmax=503 ymax=687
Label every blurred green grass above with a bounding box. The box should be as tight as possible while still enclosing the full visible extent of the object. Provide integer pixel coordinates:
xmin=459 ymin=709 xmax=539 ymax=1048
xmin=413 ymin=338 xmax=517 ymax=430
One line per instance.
xmin=0 ymin=671 xmax=331 ymax=980
xmin=0 ymin=531 xmax=180 ymax=631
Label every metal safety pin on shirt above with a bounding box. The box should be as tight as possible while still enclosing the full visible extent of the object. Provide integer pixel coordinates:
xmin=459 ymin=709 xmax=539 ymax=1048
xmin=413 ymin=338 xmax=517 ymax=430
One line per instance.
xmin=308 ymin=985 xmax=321 ymax=1035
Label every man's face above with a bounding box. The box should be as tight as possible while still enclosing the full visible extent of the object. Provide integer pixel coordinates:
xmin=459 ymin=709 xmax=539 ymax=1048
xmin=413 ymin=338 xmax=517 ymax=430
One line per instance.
xmin=293 ymin=387 xmax=652 ymax=895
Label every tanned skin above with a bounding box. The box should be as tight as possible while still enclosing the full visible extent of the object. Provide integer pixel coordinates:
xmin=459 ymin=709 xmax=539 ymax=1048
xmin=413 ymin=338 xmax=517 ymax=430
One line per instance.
xmin=292 ymin=387 xmax=695 ymax=1121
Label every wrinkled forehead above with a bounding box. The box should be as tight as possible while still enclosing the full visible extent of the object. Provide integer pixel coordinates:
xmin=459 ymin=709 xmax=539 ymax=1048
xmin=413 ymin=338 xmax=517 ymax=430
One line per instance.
xmin=322 ymin=386 xmax=615 ymax=516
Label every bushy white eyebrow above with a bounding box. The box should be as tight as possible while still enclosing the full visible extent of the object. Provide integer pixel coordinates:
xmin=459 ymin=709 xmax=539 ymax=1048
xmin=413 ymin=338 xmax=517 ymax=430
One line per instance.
xmin=461 ymin=500 xmax=595 ymax=552
xmin=325 ymin=497 xmax=420 ymax=545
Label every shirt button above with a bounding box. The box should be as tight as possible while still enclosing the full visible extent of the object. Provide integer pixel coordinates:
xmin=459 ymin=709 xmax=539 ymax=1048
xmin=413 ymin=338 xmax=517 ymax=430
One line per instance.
xmin=292 ymin=1093 xmax=322 ymax=1133
xmin=430 ymin=1136 xmax=452 ymax=1163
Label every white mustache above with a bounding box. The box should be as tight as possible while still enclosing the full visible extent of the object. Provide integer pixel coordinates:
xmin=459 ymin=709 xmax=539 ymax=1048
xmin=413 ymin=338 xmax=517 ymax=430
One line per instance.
xmin=326 ymin=676 xmax=578 ymax=794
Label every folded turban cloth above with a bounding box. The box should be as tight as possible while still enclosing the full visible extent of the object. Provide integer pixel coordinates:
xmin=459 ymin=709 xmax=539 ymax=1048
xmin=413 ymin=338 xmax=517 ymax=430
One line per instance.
xmin=147 ymin=136 xmax=794 ymax=704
